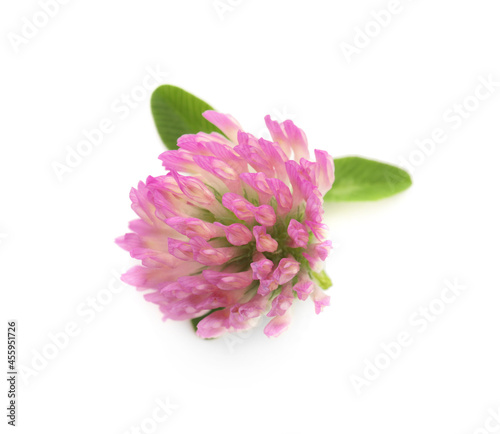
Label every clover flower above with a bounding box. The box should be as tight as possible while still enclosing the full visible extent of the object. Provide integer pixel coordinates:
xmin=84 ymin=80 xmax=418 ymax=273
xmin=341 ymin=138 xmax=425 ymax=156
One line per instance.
xmin=116 ymin=111 xmax=334 ymax=338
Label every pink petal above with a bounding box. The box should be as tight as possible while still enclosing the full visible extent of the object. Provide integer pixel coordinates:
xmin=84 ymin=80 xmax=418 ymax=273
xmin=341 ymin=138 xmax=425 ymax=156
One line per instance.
xmin=240 ymin=172 xmax=273 ymax=204
xmin=283 ymin=119 xmax=310 ymax=160
xmin=267 ymin=283 xmax=294 ymax=317
xmin=253 ymin=226 xmax=278 ymax=253
xmin=287 ymin=219 xmax=309 ymax=248
xmin=258 ymin=278 xmax=279 ymax=296
xmin=177 ymin=275 xmax=218 ymax=294
xmin=314 ymin=149 xmax=335 ymax=195
xmin=305 ymin=192 xmax=324 ymax=223
xmin=171 ymin=171 xmax=215 ymax=206
xmin=264 ymin=309 xmax=292 ymax=338
xmin=272 ymin=258 xmax=301 ymax=285
xmin=159 ymin=150 xmax=197 ymax=173
xmin=293 ymin=278 xmax=314 ymax=301
xmin=214 ymin=222 xmax=253 ymax=246
xmin=167 ymin=238 xmax=194 ymax=261
xmin=176 ymin=134 xmax=210 ymax=155
xmin=265 ymin=116 xmax=310 ymax=161
xmin=235 ymin=139 xmax=275 ymax=177
xmin=305 ymin=221 xmax=329 ymax=242
xmin=166 ymin=217 xmax=223 ymax=240
xmin=203 ymin=111 xmax=243 ymax=144
xmin=266 ymin=178 xmax=293 ymax=215
xmin=190 ymin=236 xmax=239 ymax=266
xmin=284 ymin=160 xmax=317 ymax=200
xmin=222 ymin=193 xmax=254 ymax=222
xmin=229 ymin=295 xmax=269 ymax=329
xmin=122 ymin=265 xmax=195 ymax=290
xmin=250 ymin=257 xmax=274 ymax=280
xmin=302 ymin=241 xmax=332 ymax=272
xmin=193 ymin=155 xmax=239 ymax=181
xmin=314 ymin=240 xmax=333 ymax=261
xmin=196 ymin=308 xmax=231 ymax=338
xmin=202 ymin=269 xmax=254 ymax=291
xmin=312 ymin=285 xmax=331 ymax=314
xmin=264 ymin=115 xmax=292 ymax=158
xmin=257 ymin=138 xmax=288 ymax=180
xmin=253 ymin=204 xmax=276 ymax=227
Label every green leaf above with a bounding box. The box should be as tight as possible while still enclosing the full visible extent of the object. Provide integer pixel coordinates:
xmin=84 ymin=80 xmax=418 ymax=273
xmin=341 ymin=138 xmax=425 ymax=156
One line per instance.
xmin=191 ymin=308 xmax=224 ymax=334
xmin=324 ymin=156 xmax=412 ymax=202
xmin=151 ymin=85 xmax=223 ymax=150
xmin=312 ymin=270 xmax=333 ymax=290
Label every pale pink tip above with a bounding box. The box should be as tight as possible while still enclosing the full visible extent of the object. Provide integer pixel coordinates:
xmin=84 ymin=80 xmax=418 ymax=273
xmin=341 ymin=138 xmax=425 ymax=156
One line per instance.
xmin=196 ymin=309 xmax=231 ymax=338
xmin=267 ymin=284 xmax=294 ymax=317
xmin=257 ymin=278 xmax=278 ymax=296
xmin=314 ymin=241 xmax=332 ymax=261
xmin=253 ymin=226 xmax=278 ymax=253
xmin=229 ymin=295 xmax=269 ymax=329
xmin=168 ymin=238 xmax=194 ymax=261
xmin=314 ymin=149 xmax=335 ymax=195
xmin=194 ymin=155 xmax=239 ymax=181
xmin=293 ymin=280 xmax=314 ymax=301
xmin=264 ymin=309 xmax=292 ymax=338
xmin=287 ymin=219 xmax=309 ymax=248
xmin=171 ymin=171 xmax=215 ymax=206
xmin=159 ymin=150 xmax=197 ymax=174
xmin=202 ymin=269 xmax=254 ymax=291
xmin=240 ymin=172 xmax=273 ymax=201
xmin=250 ymin=258 xmax=274 ymax=280
xmin=312 ymin=285 xmax=331 ymax=314
xmin=166 ymin=217 xmax=222 ymax=240
xmin=253 ymin=205 xmax=276 ymax=227
xmin=190 ymin=236 xmax=237 ymax=266
xmin=305 ymin=221 xmax=329 ymax=242
xmin=305 ymin=193 xmax=324 ymax=223
xmin=222 ymin=193 xmax=254 ymax=222
xmin=272 ymin=258 xmax=301 ymax=285
xmin=266 ymin=178 xmax=293 ymax=215
xmin=265 ymin=116 xmax=310 ymax=161
xmin=214 ymin=222 xmax=253 ymax=246
xmin=203 ymin=111 xmax=243 ymax=143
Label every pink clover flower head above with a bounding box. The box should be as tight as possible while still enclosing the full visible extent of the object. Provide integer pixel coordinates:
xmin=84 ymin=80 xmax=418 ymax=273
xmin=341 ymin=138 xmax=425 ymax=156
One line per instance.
xmin=116 ymin=111 xmax=335 ymax=338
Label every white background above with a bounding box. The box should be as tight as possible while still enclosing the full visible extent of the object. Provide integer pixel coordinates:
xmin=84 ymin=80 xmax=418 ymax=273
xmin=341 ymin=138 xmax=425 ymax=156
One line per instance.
xmin=1 ymin=0 xmax=500 ymax=433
